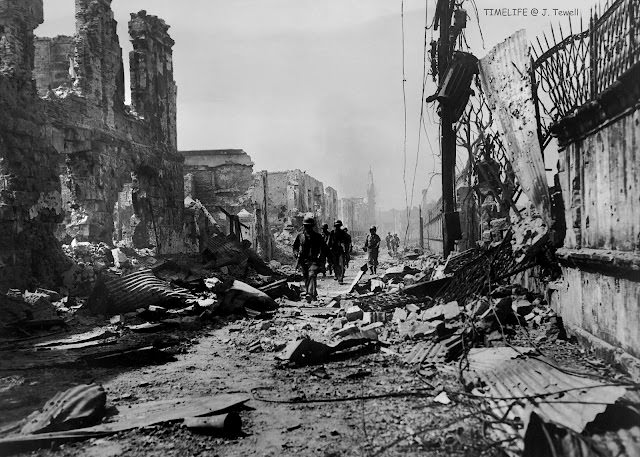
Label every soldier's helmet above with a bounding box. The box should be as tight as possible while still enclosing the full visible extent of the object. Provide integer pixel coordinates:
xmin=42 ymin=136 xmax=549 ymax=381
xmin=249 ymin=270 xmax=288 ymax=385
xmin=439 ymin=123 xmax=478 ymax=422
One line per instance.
xmin=334 ymin=219 xmax=343 ymax=227
xmin=370 ymin=225 xmax=377 ymax=232
xmin=322 ymin=223 xmax=329 ymax=230
xmin=303 ymin=215 xmax=315 ymax=226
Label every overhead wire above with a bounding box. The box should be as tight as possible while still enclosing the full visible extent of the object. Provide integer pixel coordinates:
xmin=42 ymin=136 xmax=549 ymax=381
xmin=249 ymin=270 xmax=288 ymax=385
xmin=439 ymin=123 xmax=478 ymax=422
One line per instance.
xmin=404 ymin=0 xmax=434 ymax=245
xmin=468 ymin=0 xmax=486 ymax=49
xmin=401 ymin=0 xmax=409 ymax=244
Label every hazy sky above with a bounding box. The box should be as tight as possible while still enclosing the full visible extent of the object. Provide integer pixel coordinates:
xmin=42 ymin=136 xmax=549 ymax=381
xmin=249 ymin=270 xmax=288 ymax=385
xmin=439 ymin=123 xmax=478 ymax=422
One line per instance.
xmin=37 ymin=0 xmax=587 ymax=209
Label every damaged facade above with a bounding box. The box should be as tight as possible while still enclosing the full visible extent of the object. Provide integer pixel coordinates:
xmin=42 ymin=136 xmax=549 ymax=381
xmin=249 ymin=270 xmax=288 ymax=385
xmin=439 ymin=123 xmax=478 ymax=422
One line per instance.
xmin=266 ymin=169 xmax=329 ymax=229
xmin=182 ymin=149 xmax=272 ymax=258
xmin=51 ymin=5 xmax=184 ymax=252
xmin=0 ymin=0 xmax=185 ymax=291
xmin=543 ymin=54 xmax=640 ymax=363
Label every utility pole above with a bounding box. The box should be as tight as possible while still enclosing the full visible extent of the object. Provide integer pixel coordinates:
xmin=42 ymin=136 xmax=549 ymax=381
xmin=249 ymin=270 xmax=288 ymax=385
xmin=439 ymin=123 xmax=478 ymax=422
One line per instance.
xmin=435 ymin=0 xmax=456 ymax=258
xmin=419 ymin=205 xmax=424 ymax=249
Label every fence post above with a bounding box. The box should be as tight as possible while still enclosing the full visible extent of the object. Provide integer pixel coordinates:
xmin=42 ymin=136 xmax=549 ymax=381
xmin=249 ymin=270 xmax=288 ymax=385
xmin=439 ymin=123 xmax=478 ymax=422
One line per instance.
xmin=631 ymin=0 xmax=636 ymax=60
xmin=590 ymin=12 xmax=598 ymax=99
xmin=530 ymin=55 xmax=545 ymax=154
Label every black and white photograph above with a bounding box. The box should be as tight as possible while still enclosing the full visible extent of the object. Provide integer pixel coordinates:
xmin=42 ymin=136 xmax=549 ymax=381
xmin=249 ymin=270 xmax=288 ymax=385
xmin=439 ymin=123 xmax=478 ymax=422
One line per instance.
xmin=0 ymin=0 xmax=638 ymax=455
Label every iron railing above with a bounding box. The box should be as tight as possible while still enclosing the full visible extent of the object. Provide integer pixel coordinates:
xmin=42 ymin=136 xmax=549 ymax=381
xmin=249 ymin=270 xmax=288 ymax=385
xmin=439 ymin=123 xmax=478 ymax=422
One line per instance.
xmin=532 ymin=0 xmax=640 ymax=147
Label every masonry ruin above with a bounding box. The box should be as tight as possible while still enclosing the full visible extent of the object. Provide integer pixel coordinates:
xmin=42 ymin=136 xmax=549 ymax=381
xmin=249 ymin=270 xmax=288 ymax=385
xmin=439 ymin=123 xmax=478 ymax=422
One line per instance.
xmin=182 ymin=149 xmax=272 ymax=259
xmin=0 ymin=0 xmax=184 ymax=291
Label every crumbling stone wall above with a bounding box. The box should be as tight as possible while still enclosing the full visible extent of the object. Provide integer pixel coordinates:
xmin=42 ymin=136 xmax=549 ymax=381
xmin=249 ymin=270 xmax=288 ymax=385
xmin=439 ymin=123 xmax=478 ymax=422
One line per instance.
xmin=325 ymin=186 xmax=338 ymax=225
xmin=182 ymin=150 xmax=255 ymax=224
xmin=73 ymin=0 xmax=125 ymax=127
xmin=129 ymin=10 xmax=177 ymax=150
xmin=38 ymin=2 xmax=184 ymax=254
xmin=0 ymin=0 xmax=66 ymax=291
xmin=267 ymin=170 xmax=327 ymax=229
xmin=182 ymin=149 xmax=272 ymax=259
xmin=34 ymin=35 xmax=74 ymax=97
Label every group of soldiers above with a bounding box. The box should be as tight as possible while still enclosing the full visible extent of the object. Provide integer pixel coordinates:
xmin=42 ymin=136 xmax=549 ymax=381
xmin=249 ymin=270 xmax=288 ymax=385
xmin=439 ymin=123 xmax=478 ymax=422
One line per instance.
xmin=293 ymin=215 xmax=388 ymax=302
xmin=385 ymin=232 xmax=401 ymax=256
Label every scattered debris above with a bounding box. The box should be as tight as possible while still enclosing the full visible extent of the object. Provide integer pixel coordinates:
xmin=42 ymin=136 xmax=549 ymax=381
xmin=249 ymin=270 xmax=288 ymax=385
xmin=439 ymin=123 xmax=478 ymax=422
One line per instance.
xmin=183 ymin=412 xmax=242 ymax=437
xmin=219 ymin=280 xmax=278 ymax=315
xmin=433 ymin=392 xmax=451 ymax=405
xmin=86 ymin=269 xmax=198 ymax=315
xmin=465 ymin=346 xmax=632 ymax=454
xmin=20 ymin=384 xmax=106 ymax=434
xmin=0 ymin=394 xmax=249 ymax=454
xmin=277 ymin=335 xmax=379 ymax=367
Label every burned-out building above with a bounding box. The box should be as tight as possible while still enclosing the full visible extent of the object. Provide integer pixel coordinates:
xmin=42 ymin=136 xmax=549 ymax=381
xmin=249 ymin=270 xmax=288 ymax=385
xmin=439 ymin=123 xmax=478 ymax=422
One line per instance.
xmin=266 ymin=169 xmax=329 ymax=229
xmin=0 ymin=0 xmax=184 ymax=291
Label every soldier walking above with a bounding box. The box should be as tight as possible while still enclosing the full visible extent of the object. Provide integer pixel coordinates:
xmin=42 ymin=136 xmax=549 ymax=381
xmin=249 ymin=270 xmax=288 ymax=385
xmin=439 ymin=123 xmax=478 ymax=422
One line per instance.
xmin=320 ymin=223 xmax=332 ymax=276
xmin=293 ymin=215 xmax=327 ymax=302
xmin=364 ymin=226 xmax=381 ymax=275
xmin=328 ymin=219 xmax=349 ymax=284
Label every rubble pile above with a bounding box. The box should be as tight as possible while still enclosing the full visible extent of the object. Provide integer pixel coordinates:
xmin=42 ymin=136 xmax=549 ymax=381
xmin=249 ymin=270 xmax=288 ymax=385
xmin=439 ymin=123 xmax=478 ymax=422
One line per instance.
xmin=260 ymin=250 xmax=640 ymax=455
xmin=510 ymin=208 xmax=549 ymax=262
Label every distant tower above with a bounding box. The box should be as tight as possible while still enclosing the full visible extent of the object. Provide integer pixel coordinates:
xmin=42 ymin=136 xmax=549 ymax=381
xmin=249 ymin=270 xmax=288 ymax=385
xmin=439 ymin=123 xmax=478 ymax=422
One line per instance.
xmin=366 ymin=167 xmax=376 ymax=226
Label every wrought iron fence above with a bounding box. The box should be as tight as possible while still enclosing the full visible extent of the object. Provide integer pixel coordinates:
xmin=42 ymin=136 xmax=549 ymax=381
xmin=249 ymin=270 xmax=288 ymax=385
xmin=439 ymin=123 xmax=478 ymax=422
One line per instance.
xmin=532 ymin=0 xmax=640 ymax=146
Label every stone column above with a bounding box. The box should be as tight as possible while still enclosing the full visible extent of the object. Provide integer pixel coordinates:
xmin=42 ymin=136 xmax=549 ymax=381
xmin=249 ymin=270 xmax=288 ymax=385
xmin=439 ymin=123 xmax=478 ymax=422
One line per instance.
xmin=74 ymin=0 xmax=125 ymax=126
xmin=129 ymin=10 xmax=177 ymax=150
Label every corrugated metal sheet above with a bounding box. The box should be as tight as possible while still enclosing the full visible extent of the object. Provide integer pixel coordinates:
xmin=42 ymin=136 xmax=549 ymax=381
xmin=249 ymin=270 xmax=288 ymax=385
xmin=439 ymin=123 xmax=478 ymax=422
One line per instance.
xmin=88 ymin=269 xmax=196 ymax=315
xmin=404 ymin=334 xmax=463 ymax=364
xmin=203 ymin=235 xmax=248 ymax=261
xmin=466 ymin=347 xmax=632 ymax=452
xmin=479 ymin=30 xmax=552 ymax=227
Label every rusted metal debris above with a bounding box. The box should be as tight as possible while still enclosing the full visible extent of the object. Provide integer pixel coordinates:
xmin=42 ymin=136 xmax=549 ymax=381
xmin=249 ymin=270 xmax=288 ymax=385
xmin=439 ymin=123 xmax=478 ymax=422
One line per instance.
xmin=464 ymin=346 xmax=637 ymax=454
xmin=86 ymin=269 xmax=197 ymax=315
xmin=0 ymin=394 xmax=249 ymax=454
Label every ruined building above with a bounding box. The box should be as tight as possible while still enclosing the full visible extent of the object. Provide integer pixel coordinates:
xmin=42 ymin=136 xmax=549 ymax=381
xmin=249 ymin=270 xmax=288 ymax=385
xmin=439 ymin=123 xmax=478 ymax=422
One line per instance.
xmin=324 ymin=186 xmax=338 ymax=225
xmin=266 ymin=170 xmax=329 ymax=229
xmin=0 ymin=0 xmax=184 ymax=291
xmin=183 ymin=149 xmax=255 ymax=222
xmin=0 ymin=0 xmax=65 ymax=290
xmin=182 ymin=149 xmax=272 ymax=258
